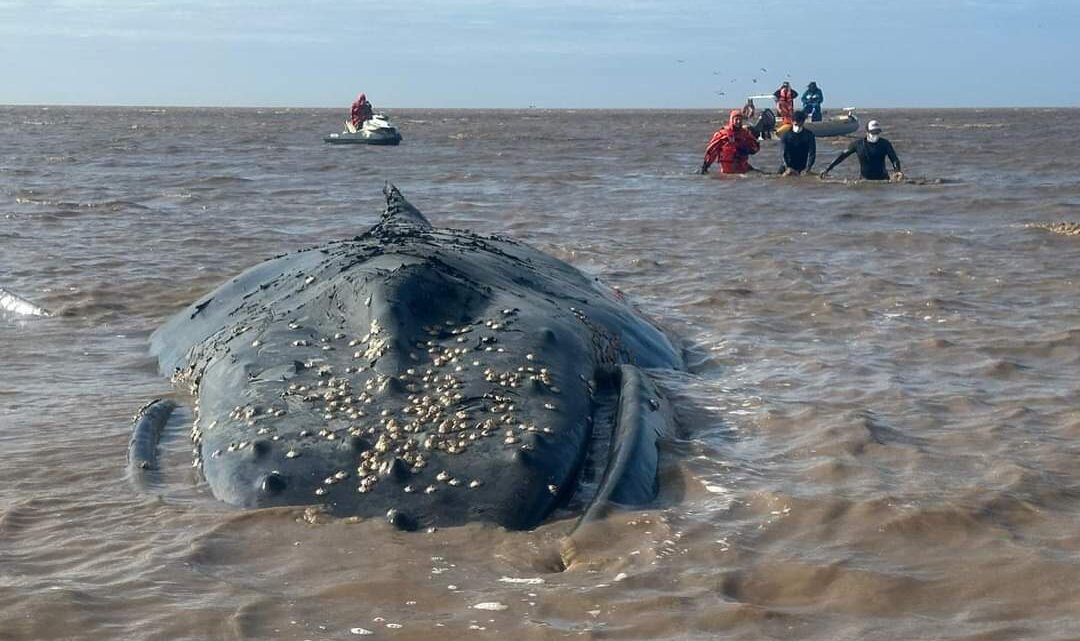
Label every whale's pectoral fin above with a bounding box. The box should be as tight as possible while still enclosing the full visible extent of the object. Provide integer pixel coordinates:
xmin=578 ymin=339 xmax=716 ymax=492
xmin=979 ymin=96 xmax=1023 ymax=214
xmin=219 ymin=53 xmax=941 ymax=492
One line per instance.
xmin=579 ymin=364 xmax=674 ymax=526
xmin=127 ymin=399 xmax=178 ymax=489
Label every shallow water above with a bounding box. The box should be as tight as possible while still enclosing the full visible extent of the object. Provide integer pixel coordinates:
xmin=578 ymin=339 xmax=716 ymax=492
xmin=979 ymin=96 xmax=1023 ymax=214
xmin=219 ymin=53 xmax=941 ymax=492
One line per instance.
xmin=2 ymin=106 xmax=1079 ymax=640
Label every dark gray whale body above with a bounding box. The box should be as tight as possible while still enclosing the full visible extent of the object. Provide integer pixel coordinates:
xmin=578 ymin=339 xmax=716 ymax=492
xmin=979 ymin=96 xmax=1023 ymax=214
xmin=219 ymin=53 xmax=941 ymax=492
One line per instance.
xmin=147 ymin=185 xmax=683 ymax=530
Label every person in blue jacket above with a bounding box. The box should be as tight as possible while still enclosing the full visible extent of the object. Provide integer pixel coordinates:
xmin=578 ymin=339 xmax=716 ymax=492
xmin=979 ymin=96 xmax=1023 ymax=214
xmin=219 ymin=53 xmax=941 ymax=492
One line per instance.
xmin=801 ymin=81 xmax=824 ymax=122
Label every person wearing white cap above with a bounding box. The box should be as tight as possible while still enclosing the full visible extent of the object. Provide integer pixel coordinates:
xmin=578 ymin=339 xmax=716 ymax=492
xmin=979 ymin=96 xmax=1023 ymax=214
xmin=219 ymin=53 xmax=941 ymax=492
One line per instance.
xmin=820 ymin=119 xmax=903 ymax=181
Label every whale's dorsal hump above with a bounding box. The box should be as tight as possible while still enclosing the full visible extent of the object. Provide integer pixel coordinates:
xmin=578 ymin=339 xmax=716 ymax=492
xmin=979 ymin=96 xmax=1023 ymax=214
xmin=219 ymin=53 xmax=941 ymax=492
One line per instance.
xmin=380 ymin=183 xmax=433 ymax=229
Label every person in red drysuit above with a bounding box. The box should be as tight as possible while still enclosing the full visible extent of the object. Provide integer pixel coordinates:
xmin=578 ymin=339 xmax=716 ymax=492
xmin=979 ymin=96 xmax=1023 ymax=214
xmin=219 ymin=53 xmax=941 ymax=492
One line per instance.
xmin=772 ymin=81 xmax=798 ymax=126
xmin=350 ymin=93 xmax=374 ymax=129
xmin=699 ymin=110 xmax=761 ymax=174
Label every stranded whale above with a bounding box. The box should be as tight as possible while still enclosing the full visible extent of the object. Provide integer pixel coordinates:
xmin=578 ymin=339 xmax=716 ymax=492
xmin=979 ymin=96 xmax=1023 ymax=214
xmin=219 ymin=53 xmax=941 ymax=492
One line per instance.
xmin=137 ymin=185 xmax=684 ymax=530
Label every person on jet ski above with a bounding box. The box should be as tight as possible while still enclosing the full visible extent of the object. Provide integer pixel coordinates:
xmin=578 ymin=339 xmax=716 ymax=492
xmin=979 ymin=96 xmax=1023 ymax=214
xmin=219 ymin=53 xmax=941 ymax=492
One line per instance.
xmin=699 ymin=110 xmax=760 ymax=174
xmin=350 ymin=93 xmax=374 ymax=129
xmin=801 ymin=82 xmax=824 ymax=122
xmin=773 ymin=81 xmax=798 ymax=126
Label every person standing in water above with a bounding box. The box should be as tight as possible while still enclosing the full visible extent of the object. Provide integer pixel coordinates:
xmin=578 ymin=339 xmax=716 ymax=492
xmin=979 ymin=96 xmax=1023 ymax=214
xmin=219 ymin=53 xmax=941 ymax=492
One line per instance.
xmin=820 ymin=120 xmax=903 ymax=181
xmin=699 ymin=110 xmax=761 ymax=174
xmin=801 ymin=81 xmax=824 ymax=122
xmin=779 ymin=110 xmax=816 ymax=176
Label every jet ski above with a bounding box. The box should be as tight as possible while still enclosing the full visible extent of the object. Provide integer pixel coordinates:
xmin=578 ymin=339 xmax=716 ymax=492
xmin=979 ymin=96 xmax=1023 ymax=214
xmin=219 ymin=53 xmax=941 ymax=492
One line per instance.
xmin=324 ymin=114 xmax=402 ymax=145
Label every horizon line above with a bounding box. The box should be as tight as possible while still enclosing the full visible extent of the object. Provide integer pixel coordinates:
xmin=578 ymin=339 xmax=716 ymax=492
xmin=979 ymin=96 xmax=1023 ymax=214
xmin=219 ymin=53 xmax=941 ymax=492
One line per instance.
xmin=3 ymin=103 xmax=1079 ymax=111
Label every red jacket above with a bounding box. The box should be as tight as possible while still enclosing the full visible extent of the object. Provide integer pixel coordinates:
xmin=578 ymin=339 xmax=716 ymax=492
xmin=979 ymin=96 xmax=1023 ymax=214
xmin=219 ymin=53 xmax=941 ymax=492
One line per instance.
xmin=774 ymin=85 xmax=797 ymax=123
xmin=350 ymin=93 xmax=373 ymax=128
xmin=703 ymin=111 xmax=760 ymax=174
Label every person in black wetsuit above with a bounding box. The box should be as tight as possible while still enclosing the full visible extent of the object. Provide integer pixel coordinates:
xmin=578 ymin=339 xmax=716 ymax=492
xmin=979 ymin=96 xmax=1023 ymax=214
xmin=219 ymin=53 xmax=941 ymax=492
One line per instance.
xmin=820 ymin=120 xmax=904 ymax=181
xmin=779 ymin=110 xmax=816 ymax=175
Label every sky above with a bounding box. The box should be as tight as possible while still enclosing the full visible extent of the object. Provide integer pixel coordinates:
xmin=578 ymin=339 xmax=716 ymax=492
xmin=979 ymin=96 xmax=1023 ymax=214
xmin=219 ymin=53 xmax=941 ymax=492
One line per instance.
xmin=1 ymin=0 xmax=1078 ymax=108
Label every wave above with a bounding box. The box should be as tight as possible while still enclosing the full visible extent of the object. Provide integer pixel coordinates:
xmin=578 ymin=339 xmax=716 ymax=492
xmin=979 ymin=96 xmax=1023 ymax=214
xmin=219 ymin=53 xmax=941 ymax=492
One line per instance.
xmin=520 ymin=172 xmax=599 ymax=185
xmin=14 ymin=196 xmax=151 ymax=211
xmin=179 ymin=176 xmax=256 ymax=187
xmin=268 ymin=188 xmax=323 ymax=197
xmin=927 ymin=122 xmax=1007 ymax=129
xmin=0 ymin=288 xmax=51 ymax=318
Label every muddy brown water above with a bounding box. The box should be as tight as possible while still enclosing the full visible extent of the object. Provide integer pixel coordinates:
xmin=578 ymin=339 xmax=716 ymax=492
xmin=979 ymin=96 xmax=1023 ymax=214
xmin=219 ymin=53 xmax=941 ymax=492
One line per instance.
xmin=1 ymin=107 xmax=1079 ymax=640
